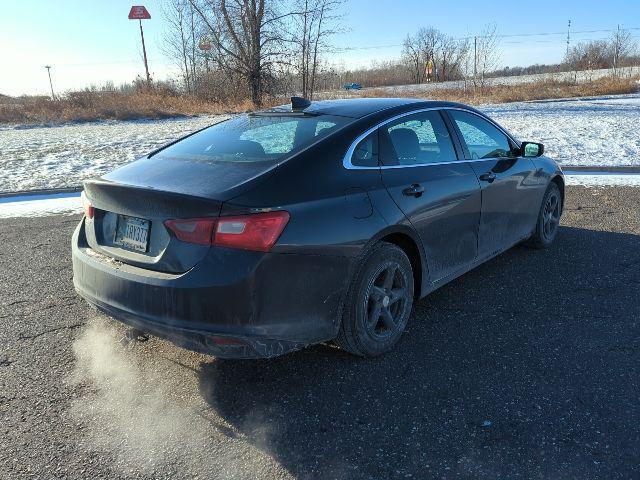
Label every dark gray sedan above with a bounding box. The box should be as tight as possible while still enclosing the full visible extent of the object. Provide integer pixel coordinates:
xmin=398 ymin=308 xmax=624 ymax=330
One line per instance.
xmin=72 ymin=98 xmax=563 ymax=358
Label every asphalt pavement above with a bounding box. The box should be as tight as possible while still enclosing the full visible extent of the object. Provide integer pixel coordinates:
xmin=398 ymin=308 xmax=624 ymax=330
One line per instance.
xmin=1 ymin=186 xmax=639 ymax=480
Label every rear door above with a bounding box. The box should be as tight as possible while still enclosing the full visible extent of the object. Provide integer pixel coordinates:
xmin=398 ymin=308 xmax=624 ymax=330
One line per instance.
xmin=445 ymin=109 xmax=541 ymax=259
xmin=379 ymin=109 xmax=482 ymax=283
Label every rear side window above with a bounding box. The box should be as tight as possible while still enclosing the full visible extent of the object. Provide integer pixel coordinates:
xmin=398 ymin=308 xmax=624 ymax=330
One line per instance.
xmin=350 ymin=131 xmax=378 ymax=167
xmin=154 ymin=114 xmax=347 ymax=163
xmin=381 ymin=111 xmax=456 ymax=166
xmin=448 ymin=110 xmax=514 ymax=159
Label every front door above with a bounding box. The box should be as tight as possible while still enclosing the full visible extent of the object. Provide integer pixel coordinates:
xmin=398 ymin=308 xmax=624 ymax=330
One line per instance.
xmin=379 ymin=110 xmax=482 ymax=283
xmin=445 ymin=109 xmax=542 ymax=259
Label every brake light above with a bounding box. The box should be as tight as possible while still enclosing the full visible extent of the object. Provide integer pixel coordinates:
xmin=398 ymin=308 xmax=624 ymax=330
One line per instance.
xmin=164 ymin=218 xmax=216 ymax=245
xmin=163 ymin=211 xmax=290 ymax=252
xmin=214 ymin=211 xmax=290 ymax=252
xmin=81 ymin=191 xmax=94 ymax=219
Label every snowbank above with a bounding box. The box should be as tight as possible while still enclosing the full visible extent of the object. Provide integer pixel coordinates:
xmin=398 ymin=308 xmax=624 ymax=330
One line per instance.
xmin=0 ymin=192 xmax=81 ymax=218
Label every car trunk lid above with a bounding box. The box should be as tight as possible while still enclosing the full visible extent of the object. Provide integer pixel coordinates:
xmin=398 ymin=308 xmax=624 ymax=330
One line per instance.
xmin=82 ymin=157 xmax=276 ymax=274
xmin=82 ymin=180 xmax=222 ymax=274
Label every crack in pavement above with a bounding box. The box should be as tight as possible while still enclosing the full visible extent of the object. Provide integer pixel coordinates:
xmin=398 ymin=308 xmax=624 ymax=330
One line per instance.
xmin=3 ymin=299 xmax=28 ymax=307
xmin=0 ymin=302 xmax=82 ymax=321
xmin=18 ymin=322 xmax=86 ymax=341
xmin=0 ymin=357 xmax=13 ymax=367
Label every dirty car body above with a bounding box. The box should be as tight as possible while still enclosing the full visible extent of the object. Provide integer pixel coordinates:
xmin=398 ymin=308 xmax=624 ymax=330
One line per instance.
xmin=72 ymin=98 xmax=564 ymax=358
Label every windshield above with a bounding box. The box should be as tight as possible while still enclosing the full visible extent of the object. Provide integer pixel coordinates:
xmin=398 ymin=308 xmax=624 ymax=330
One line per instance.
xmin=153 ymin=114 xmax=348 ymax=163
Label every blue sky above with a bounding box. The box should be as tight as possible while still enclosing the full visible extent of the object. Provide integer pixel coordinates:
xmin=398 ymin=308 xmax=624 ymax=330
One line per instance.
xmin=1 ymin=0 xmax=638 ymax=95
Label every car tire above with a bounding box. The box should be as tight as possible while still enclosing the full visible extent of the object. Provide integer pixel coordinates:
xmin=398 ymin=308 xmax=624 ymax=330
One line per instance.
xmin=335 ymin=242 xmax=414 ymax=357
xmin=526 ymin=182 xmax=562 ymax=249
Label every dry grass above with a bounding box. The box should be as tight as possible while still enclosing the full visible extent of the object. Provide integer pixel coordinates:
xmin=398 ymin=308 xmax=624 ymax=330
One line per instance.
xmin=0 ymin=91 xmax=258 ymax=125
xmin=1 ymin=75 xmax=637 ymax=125
xmin=359 ymin=76 xmax=640 ymax=105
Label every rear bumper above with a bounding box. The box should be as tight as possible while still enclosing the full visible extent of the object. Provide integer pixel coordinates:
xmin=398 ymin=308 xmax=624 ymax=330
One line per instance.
xmin=72 ymin=220 xmax=352 ymax=358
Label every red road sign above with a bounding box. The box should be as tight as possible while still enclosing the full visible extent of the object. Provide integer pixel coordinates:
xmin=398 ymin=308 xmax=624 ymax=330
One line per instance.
xmin=128 ymin=5 xmax=151 ymax=20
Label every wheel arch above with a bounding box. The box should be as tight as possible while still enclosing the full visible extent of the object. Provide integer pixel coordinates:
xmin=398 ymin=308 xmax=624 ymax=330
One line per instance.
xmin=551 ymin=175 xmax=565 ymax=212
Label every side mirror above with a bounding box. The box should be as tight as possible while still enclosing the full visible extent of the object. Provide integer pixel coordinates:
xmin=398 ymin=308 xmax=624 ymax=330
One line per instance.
xmin=520 ymin=141 xmax=544 ymax=158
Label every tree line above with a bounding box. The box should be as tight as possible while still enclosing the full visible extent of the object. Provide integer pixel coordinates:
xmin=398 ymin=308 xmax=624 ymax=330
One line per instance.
xmin=161 ymin=1 xmax=639 ymax=106
xmin=565 ymin=28 xmax=638 ymax=77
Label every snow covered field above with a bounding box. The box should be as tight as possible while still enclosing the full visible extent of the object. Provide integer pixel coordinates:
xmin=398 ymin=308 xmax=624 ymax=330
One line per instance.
xmin=358 ymin=66 xmax=639 ymax=95
xmin=484 ymin=94 xmax=640 ymax=168
xmin=0 ymin=93 xmax=639 ymax=193
xmin=0 ymin=116 xmax=224 ymax=192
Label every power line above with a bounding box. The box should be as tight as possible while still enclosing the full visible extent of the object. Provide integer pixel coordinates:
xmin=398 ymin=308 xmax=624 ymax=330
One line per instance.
xmin=43 ymin=26 xmax=640 ymax=61
xmin=333 ymin=26 xmax=640 ymax=52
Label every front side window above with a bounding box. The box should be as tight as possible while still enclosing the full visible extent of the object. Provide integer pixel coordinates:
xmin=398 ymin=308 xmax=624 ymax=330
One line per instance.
xmin=154 ymin=114 xmax=347 ymax=163
xmin=448 ymin=110 xmax=514 ymax=159
xmin=381 ymin=110 xmax=456 ymax=166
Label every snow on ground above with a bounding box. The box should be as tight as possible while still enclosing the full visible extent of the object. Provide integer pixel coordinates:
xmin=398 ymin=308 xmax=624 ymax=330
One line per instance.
xmin=0 ymin=115 xmax=224 ymax=192
xmin=0 ymin=93 xmax=639 ymax=193
xmin=483 ymin=93 xmax=640 ymax=168
xmin=359 ymin=66 xmax=639 ymax=95
xmin=564 ymin=172 xmax=640 ymax=187
xmin=0 ymin=192 xmax=81 ymax=218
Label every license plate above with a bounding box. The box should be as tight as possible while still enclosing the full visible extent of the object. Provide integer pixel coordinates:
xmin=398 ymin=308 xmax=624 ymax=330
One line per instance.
xmin=114 ymin=215 xmax=150 ymax=252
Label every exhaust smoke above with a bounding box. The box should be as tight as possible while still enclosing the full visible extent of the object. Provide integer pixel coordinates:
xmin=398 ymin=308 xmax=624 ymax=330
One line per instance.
xmin=69 ymin=318 xmax=282 ymax=478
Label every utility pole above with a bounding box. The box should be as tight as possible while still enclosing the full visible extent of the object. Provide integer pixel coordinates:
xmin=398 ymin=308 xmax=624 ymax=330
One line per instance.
xmin=44 ymin=65 xmax=55 ymax=100
xmin=613 ymin=24 xmax=620 ymax=75
xmin=199 ymin=38 xmax=212 ymax=73
xmin=473 ymin=36 xmax=477 ymax=87
xmin=566 ymin=19 xmax=571 ymax=58
xmin=139 ymin=19 xmax=151 ymax=86
xmin=128 ymin=6 xmax=152 ymax=87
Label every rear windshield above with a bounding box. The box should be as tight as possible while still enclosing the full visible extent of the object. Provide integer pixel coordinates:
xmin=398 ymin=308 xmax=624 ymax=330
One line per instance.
xmin=153 ymin=114 xmax=348 ymax=163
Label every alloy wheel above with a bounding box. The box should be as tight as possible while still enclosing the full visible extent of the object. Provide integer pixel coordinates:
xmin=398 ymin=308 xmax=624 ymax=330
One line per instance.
xmin=365 ymin=262 xmax=410 ymax=338
xmin=542 ymin=191 xmax=561 ymax=241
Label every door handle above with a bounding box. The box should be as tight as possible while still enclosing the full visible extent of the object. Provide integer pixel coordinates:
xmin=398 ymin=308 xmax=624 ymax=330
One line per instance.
xmin=479 ymin=172 xmax=496 ymax=183
xmin=402 ymin=183 xmax=425 ymax=197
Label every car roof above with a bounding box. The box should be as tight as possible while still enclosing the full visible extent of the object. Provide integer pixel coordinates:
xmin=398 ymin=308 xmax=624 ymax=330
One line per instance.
xmin=262 ymin=98 xmax=476 ymax=119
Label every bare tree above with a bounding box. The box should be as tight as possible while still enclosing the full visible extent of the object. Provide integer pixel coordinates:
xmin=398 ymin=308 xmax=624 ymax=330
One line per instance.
xmin=402 ymin=33 xmax=423 ymax=84
xmin=162 ymin=0 xmax=199 ymax=93
xmin=293 ymin=0 xmax=342 ymax=99
xmin=474 ymin=23 xmax=500 ymax=87
xmin=565 ymin=39 xmax=612 ymax=82
xmin=308 ymin=0 xmax=341 ymax=98
xmin=188 ymin=2 xmax=199 ymax=87
xmin=612 ymin=27 xmax=637 ymax=76
xmin=417 ymin=27 xmax=442 ymax=81
xmin=401 ymin=27 xmax=442 ymax=83
xmin=438 ymin=35 xmax=469 ymax=82
xmin=188 ymin=0 xmax=295 ymax=106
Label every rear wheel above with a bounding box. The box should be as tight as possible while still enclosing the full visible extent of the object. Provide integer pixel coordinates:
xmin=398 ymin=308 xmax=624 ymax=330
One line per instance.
xmin=336 ymin=242 xmax=414 ymax=357
xmin=526 ymin=182 xmax=562 ymax=249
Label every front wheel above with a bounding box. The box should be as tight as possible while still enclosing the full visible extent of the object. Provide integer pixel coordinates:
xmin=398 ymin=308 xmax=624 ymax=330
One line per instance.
xmin=335 ymin=242 xmax=414 ymax=357
xmin=526 ymin=182 xmax=562 ymax=249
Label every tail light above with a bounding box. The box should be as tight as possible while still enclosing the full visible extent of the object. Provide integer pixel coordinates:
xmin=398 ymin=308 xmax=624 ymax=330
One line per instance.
xmin=214 ymin=211 xmax=290 ymax=252
xmin=163 ymin=218 xmax=216 ymax=245
xmin=164 ymin=211 xmax=289 ymax=252
xmin=80 ymin=191 xmax=94 ymax=219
